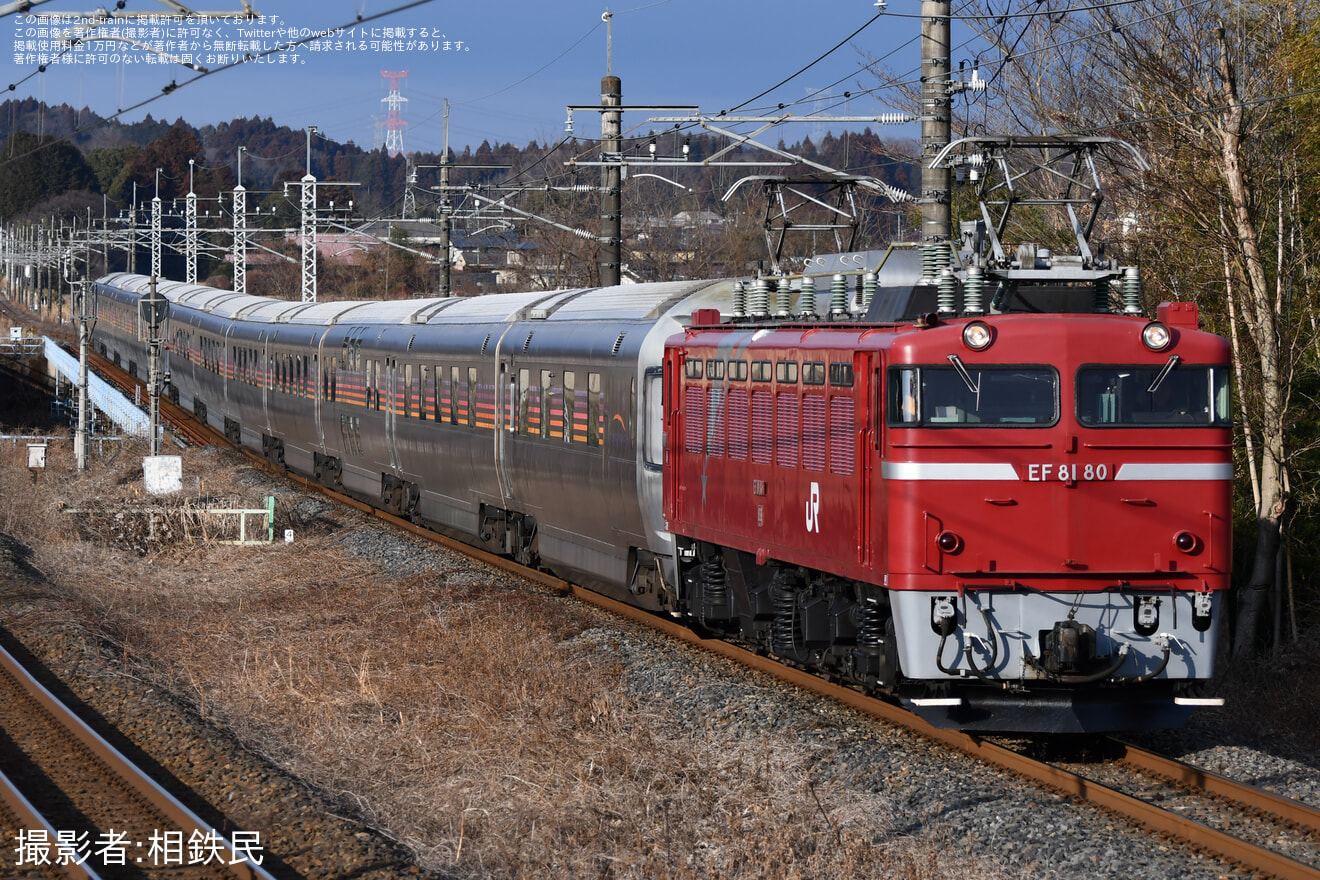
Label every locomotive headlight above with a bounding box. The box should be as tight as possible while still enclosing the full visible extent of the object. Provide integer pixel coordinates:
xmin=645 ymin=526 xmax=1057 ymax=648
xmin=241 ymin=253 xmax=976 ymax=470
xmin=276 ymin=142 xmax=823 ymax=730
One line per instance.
xmin=962 ymin=321 xmax=993 ymax=351
xmin=1141 ymin=321 xmax=1171 ymax=351
xmin=936 ymin=530 xmax=963 ymax=553
xmin=1173 ymin=530 xmax=1198 ymax=553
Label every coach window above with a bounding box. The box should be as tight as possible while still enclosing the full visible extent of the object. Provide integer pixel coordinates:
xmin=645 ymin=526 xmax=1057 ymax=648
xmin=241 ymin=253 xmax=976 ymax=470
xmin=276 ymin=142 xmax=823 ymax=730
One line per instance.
xmin=588 ymin=372 xmax=602 ymax=447
xmin=751 ymin=360 xmax=772 ymax=382
xmin=418 ymin=366 xmax=429 ymax=420
xmin=467 ymin=367 xmax=478 ymax=428
xmin=404 ymin=364 xmax=414 ymax=418
xmin=685 ymin=358 xmax=703 ymax=380
xmin=563 ymin=371 xmax=577 ymax=443
xmin=706 ymin=359 xmax=724 ymax=381
xmin=802 ymin=362 xmax=825 ymax=385
xmin=644 ymin=368 xmax=663 ymax=467
xmin=887 ymin=365 xmax=1058 ymax=427
xmin=541 ymin=370 xmax=554 ymax=439
xmin=776 ymin=361 xmax=799 ymax=384
xmin=450 ymin=366 xmax=461 ymax=425
xmin=518 ymin=368 xmax=531 ymax=433
xmin=729 ymin=359 xmax=748 ymax=382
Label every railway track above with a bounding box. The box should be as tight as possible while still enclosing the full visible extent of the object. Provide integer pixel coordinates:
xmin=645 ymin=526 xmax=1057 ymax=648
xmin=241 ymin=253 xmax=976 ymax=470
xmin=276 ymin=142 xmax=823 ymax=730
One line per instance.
xmin=0 ymin=640 xmax=278 ymax=880
xmin=86 ymin=351 xmax=1320 ymax=880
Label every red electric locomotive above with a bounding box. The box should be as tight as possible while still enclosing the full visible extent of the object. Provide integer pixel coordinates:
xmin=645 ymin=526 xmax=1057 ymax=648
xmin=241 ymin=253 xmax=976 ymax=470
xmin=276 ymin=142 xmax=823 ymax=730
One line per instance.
xmin=664 ymin=277 xmax=1231 ymax=732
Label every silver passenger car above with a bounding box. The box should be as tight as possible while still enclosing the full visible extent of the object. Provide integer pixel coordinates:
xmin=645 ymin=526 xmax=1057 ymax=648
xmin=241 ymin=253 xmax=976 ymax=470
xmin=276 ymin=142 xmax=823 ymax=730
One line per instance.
xmin=92 ymin=273 xmax=733 ymax=608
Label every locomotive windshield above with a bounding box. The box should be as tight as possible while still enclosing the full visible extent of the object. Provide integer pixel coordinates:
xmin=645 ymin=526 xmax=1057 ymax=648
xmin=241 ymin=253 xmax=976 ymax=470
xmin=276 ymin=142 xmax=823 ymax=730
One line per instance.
xmin=1077 ymin=364 xmax=1231 ymax=427
xmin=888 ymin=365 xmax=1058 ymax=427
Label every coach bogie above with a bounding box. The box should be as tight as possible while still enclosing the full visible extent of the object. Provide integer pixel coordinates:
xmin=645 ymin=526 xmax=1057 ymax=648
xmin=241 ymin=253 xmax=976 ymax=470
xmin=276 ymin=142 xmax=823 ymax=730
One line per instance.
xmin=381 ymin=473 xmax=420 ymax=519
xmin=261 ymin=434 xmax=285 ymax=469
xmin=479 ymin=504 xmax=539 ymax=568
xmin=311 ymin=451 xmax=341 ymax=489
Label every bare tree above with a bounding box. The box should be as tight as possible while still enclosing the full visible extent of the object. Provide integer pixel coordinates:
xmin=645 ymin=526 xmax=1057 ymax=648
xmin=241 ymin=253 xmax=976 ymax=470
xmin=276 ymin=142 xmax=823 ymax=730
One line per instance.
xmin=867 ymin=0 xmax=1319 ymax=654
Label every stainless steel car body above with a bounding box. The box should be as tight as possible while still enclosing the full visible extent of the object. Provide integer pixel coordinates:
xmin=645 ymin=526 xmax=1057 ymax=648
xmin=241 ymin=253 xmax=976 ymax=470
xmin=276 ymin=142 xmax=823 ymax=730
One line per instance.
xmin=92 ymin=273 xmax=733 ymax=606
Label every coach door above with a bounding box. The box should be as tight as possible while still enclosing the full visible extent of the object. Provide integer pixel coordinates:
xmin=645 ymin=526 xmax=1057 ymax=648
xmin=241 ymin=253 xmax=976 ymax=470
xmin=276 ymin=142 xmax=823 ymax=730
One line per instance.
xmin=313 ymin=331 xmax=326 ymax=450
xmin=385 ymin=356 xmax=402 ymax=474
xmin=259 ymin=330 xmax=271 ymax=431
xmin=495 ymin=352 xmax=516 ymax=506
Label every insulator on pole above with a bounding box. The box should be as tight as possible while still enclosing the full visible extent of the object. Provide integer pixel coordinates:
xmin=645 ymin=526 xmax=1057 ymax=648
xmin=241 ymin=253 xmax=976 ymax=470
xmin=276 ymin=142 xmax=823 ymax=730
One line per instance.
xmin=921 ymin=240 xmax=952 ymax=285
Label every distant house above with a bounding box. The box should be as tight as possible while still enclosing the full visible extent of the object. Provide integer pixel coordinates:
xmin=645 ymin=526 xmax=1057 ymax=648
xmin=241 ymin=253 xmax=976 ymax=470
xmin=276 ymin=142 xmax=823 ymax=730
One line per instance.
xmin=277 ymin=220 xmax=534 ymax=277
xmin=671 ymin=210 xmax=725 ymax=227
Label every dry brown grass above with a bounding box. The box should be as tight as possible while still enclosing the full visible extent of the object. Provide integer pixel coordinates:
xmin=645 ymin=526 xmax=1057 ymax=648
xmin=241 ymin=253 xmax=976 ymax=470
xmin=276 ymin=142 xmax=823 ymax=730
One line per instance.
xmin=0 ymin=438 xmax=1020 ymax=878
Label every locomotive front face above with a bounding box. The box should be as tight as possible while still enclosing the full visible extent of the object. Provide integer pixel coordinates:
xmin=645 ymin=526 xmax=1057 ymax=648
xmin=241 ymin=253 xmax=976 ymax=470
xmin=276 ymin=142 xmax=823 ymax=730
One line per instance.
xmin=883 ymin=308 xmax=1232 ymax=729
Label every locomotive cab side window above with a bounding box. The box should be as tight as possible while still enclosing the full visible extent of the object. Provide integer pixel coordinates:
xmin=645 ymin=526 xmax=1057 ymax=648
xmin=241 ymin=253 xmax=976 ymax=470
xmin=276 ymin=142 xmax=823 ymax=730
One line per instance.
xmin=887 ymin=365 xmax=1058 ymax=427
xmin=1077 ymin=364 xmax=1230 ymax=427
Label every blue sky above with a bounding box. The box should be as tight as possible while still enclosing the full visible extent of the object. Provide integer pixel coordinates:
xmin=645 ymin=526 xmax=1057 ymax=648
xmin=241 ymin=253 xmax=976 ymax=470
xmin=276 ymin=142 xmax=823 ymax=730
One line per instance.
xmin=5 ymin=0 xmax=942 ymax=152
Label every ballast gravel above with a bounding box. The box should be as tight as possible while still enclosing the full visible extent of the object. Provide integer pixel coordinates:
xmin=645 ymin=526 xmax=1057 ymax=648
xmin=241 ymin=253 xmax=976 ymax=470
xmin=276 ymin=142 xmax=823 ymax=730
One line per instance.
xmin=3 ymin=491 xmax=1316 ymax=879
xmin=0 ymin=599 xmax=429 ymax=879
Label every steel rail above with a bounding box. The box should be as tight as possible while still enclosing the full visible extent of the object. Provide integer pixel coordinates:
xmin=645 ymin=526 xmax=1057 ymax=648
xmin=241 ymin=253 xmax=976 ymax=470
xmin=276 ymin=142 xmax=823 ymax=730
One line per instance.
xmin=0 ymin=767 xmax=105 ymax=880
xmin=1113 ymin=740 xmax=1320 ymax=835
xmin=111 ymin=356 xmax=1320 ymax=880
xmin=79 ymin=346 xmax=217 ymax=447
xmin=0 ymin=643 xmax=279 ymax=880
xmin=560 ymin=589 xmax=1320 ymax=880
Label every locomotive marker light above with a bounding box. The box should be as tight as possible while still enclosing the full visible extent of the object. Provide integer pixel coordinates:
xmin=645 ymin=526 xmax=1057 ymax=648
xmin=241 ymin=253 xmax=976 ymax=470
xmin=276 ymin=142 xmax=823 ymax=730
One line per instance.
xmin=1174 ymin=530 xmax=1198 ymax=553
